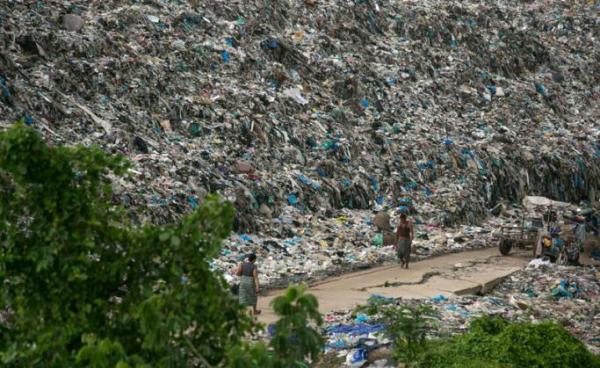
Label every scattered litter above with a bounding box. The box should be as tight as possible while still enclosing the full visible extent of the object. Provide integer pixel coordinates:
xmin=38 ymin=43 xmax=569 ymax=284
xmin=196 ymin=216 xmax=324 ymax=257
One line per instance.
xmin=324 ymin=264 xmax=600 ymax=356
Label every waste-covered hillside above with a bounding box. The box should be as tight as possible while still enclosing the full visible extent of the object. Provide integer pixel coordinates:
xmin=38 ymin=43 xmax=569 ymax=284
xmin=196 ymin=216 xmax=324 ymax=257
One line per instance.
xmin=1 ymin=0 xmax=599 ymax=282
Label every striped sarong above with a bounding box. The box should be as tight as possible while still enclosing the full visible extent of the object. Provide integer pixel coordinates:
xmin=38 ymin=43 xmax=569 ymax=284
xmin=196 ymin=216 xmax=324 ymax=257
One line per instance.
xmin=238 ymin=276 xmax=257 ymax=307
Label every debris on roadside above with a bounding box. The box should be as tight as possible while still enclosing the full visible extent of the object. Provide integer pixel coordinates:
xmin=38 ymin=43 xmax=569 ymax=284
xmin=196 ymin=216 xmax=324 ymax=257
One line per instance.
xmin=322 ymin=263 xmax=600 ymax=367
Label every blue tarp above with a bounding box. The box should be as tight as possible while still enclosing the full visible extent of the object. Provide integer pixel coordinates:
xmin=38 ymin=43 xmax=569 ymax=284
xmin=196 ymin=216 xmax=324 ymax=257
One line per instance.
xmin=325 ymin=323 xmax=385 ymax=336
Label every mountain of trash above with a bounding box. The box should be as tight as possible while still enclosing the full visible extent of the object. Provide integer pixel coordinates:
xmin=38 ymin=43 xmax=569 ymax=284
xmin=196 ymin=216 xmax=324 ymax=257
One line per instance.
xmin=1 ymin=0 xmax=599 ymax=283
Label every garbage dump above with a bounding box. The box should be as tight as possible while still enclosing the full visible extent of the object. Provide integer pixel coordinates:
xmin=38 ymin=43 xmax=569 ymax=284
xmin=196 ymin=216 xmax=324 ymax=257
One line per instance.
xmin=1 ymin=0 xmax=599 ymax=286
xmin=323 ymin=263 xmax=600 ymax=366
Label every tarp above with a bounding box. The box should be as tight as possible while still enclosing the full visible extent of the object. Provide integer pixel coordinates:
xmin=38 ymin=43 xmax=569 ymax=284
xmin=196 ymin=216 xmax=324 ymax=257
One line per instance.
xmin=325 ymin=323 xmax=385 ymax=336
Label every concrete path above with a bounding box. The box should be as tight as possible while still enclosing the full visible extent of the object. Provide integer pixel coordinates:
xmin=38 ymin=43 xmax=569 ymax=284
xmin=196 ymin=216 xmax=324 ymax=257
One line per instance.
xmin=257 ymin=248 xmax=530 ymax=324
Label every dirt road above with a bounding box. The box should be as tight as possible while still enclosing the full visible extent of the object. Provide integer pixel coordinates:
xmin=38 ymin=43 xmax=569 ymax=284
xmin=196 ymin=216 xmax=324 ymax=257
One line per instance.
xmin=257 ymin=248 xmax=531 ymax=324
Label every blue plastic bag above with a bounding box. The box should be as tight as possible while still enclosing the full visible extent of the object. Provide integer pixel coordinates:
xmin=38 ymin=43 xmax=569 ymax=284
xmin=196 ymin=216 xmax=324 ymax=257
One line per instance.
xmin=288 ymin=194 xmax=298 ymax=205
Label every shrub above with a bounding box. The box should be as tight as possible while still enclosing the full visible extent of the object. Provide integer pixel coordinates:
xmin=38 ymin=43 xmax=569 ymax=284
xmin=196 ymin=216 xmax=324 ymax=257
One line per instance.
xmin=381 ymin=304 xmax=438 ymax=365
xmin=270 ymin=285 xmax=323 ymax=366
xmin=229 ymin=285 xmax=323 ymax=368
xmin=417 ymin=316 xmax=600 ymax=368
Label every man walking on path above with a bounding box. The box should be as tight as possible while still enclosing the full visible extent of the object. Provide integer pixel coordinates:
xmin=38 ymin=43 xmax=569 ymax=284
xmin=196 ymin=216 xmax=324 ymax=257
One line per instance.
xmin=395 ymin=213 xmax=414 ymax=269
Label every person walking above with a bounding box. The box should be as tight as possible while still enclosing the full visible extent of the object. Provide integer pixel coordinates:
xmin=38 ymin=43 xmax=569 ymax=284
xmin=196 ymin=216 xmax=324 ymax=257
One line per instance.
xmin=395 ymin=213 xmax=414 ymax=269
xmin=236 ymin=253 xmax=261 ymax=315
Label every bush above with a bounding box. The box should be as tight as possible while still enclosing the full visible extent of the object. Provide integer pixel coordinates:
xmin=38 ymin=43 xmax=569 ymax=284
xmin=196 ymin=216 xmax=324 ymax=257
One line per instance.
xmin=229 ymin=285 xmax=323 ymax=368
xmin=270 ymin=285 xmax=323 ymax=366
xmin=417 ymin=316 xmax=600 ymax=368
xmin=381 ymin=304 xmax=438 ymax=365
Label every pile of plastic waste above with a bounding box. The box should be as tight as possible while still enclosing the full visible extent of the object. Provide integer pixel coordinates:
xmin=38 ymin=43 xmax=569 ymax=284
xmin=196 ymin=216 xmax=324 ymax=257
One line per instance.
xmin=1 ymin=0 xmax=599 ymax=287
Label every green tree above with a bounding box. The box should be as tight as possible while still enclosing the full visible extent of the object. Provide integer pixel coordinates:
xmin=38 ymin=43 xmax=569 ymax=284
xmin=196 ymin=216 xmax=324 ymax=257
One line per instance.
xmin=0 ymin=123 xmax=322 ymax=367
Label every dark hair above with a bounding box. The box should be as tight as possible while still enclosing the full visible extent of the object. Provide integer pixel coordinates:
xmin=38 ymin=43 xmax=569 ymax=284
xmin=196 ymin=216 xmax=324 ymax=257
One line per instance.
xmin=247 ymin=253 xmax=257 ymax=262
xmin=400 ymin=213 xmax=407 ymax=220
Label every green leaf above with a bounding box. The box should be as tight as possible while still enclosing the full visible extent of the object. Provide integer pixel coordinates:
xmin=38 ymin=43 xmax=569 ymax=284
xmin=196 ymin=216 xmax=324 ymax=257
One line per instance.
xmin=0 ymin=124 xmax=323 ymax=367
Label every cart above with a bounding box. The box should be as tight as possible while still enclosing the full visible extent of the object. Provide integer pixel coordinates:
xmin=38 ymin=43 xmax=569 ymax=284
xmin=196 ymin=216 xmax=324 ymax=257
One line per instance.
xmin=498 ymin=197 xmax=567 ymax=257
xmin=498 ymin=216 xmax=544 ymax=256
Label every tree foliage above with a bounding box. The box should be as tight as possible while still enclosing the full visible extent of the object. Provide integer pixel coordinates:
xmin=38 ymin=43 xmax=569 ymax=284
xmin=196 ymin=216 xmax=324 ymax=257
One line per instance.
xmin=0 ymin=124 xmax=322 ymax=367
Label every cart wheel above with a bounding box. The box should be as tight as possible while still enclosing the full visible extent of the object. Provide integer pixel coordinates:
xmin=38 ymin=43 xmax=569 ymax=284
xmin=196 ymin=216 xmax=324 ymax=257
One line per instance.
xmin=499 ymin=239 xmax=513 ymax=255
